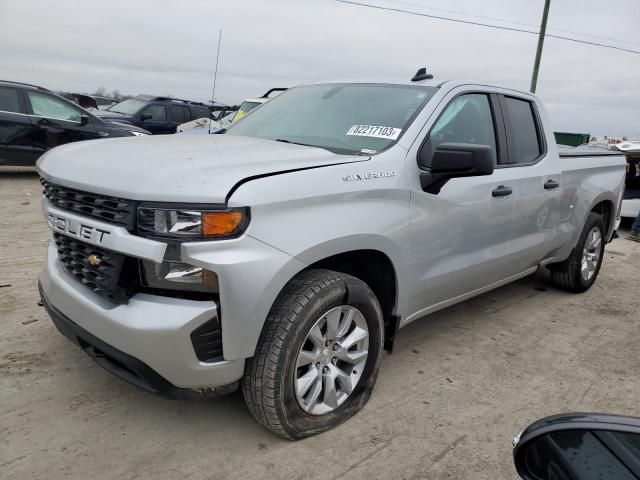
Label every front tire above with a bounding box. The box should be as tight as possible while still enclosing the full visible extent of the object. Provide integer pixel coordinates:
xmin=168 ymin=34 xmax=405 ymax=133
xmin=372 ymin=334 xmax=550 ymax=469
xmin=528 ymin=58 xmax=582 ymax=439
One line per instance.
xmin=242 ymin=269 xmax=384 ymax=439
xmin=550 ymin=212 xmax=606 ymax=292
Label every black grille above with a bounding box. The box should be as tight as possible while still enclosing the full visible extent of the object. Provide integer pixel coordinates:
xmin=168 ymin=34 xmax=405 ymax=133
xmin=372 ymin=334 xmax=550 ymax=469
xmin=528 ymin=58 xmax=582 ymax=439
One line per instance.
xmin=42 ymin=179 xmax=136 ymax=229
xmin=190 ymin=319 xmax=223 ymax=362
xmin=53 ymin=233 xmax=130 ymax=304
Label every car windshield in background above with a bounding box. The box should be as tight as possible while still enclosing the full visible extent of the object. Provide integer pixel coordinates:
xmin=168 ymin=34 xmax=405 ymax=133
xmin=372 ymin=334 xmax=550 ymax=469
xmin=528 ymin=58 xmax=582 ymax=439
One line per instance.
xmin=225 ymin=84 xmax=437 ymax=155
xmin=232 ymin=101 xmax=262 ymax=122
xmin=108 ymin=98 xmax=147 ymax=115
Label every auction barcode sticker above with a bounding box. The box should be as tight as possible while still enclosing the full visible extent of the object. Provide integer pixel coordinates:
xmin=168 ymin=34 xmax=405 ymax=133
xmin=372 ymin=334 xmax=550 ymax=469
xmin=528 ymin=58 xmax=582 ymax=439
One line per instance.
xmin=346 ymin=125 xmax=402 ymax=140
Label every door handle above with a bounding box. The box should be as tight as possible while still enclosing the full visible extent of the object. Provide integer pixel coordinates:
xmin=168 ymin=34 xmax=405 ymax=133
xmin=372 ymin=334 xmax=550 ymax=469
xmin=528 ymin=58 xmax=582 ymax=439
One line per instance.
xmin=492 ymin=185 xmax=513 ymax=197
xmin=544 ymin=180 xmax=560 ymax=190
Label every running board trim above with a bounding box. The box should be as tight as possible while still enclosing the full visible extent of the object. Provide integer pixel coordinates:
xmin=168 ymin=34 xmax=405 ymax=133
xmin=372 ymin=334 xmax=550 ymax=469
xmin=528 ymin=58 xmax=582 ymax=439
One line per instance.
xmin=401 ymin=266 xmax=539 ymax=328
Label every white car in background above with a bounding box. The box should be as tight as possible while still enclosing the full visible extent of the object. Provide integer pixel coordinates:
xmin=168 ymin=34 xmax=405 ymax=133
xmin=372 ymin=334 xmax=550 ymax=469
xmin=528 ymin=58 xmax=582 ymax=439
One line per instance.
xmin=177 ymin=88 xmax=287 ymax=134
xmin=231 ymin=88 xmax=288 ymax=122
xmin=176 ymin=111 xmax=234 ymax=133
xmin=615 ymin=141 xmax=640 ymax=219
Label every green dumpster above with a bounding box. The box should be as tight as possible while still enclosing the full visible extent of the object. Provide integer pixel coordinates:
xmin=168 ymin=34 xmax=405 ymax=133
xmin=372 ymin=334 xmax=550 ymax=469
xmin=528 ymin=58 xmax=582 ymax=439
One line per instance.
xmin=554 ymin=132 xmax=591 ymax=147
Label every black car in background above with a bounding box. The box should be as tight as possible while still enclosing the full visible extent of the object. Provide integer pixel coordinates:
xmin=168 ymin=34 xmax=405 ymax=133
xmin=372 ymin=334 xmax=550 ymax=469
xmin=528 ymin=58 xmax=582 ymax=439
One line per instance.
xmin=0 ymin=80 xmax=150 ymax=167
xmin=96 ymin=95 xmax=215 ymax=134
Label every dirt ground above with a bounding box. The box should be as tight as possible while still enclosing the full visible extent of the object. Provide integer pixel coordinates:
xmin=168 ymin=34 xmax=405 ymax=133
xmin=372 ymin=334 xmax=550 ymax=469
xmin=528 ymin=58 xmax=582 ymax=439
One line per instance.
xmin=1 ymin=169 xmax=639 ymax=480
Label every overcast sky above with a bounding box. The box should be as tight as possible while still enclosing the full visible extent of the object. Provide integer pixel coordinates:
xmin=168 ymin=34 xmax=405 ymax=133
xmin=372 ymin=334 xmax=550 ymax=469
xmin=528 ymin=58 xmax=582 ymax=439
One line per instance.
xmin=1 ymin=0 xmax=639 ymax=137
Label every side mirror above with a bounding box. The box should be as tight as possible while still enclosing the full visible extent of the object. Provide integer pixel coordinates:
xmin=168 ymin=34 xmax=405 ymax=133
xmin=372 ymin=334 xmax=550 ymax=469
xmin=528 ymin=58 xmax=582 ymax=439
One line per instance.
xmin=513 ymin=413 xmax=640 ymax=479
xmin=140 ymin=113 xmax=152 ymax=121
xmin=419 ymin=142 xmax=495 ymax=194
xmin=79 ymin=115 xmax=90 ymax=126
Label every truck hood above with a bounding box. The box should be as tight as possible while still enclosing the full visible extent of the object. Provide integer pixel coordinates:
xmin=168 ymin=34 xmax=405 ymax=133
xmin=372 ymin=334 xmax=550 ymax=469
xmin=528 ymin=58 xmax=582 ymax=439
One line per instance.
xmin=37 ymin=134 xmax=367 ymax=203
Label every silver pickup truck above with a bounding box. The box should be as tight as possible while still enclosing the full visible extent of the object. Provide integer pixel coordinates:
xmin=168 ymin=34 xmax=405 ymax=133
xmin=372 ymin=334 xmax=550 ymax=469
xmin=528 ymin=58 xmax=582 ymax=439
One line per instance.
xmin=37 ymin=77 xmax=626 ymax=439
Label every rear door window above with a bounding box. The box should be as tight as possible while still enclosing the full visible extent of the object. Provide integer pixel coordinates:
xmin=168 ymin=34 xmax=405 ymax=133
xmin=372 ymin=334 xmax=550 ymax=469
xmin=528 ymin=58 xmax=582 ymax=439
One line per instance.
xmin=0 ymin=87 xmax=23 ymax=113
xmin=141 ymin=105 xmax=166 ymax=121
xmin=501 ymin=96 xmax=543 ymax=164
xmin=169 ymin=105 xmax=190 ymax=123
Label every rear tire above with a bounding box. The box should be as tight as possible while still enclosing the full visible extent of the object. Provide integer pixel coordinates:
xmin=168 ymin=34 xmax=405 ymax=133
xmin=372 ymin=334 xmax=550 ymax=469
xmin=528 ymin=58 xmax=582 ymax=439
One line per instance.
xmin=242 ymin=269 xmax=384 ymax=440
xmin=550 ymin=212 xmax=606 ymax=292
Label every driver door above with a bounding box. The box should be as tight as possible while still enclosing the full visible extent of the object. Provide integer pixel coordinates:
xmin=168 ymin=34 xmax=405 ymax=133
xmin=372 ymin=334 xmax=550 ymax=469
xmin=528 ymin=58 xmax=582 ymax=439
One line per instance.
xmin=407 ymin=92 xmax=520 ymax=318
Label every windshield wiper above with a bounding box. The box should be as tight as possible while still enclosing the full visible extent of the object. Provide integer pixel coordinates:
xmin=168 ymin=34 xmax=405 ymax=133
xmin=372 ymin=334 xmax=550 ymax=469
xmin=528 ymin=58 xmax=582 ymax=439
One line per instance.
xmin=275 ymin=138 xmax=315 ymax=147
xmin=275 ymin=138 xmax=341 ymax=154
xmin=273 ymin=138 xmax=359 ymax=156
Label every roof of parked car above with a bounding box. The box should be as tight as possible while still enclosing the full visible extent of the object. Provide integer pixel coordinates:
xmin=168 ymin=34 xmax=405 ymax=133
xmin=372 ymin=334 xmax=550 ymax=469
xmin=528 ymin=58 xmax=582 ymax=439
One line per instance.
xmin=130 ymin=94 xmax=225 ymax=108
xmin=0 ymin=80 xmax=51 ymax=92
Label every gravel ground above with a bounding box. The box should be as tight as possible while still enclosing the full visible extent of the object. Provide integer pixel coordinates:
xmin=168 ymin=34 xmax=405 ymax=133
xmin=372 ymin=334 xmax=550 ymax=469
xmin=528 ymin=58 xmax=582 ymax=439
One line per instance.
xmin=1 ymin=169 xmax=639 ymax=480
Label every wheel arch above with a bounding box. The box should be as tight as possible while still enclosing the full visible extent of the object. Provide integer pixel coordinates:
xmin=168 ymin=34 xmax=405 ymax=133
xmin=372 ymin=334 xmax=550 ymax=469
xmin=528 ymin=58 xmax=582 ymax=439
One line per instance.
xmin=589 ymin=197 xmax=615 ymax=240
xmin=303 ymin=249 xmax=400 ymax=351
xmin=257 ymin=236 xmax=406 ymax=356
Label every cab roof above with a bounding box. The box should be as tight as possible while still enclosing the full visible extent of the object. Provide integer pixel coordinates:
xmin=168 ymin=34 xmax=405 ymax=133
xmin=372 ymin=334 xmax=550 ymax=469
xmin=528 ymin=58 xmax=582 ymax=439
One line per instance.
xmin=292 ymin=78 xmax=535 ymax=99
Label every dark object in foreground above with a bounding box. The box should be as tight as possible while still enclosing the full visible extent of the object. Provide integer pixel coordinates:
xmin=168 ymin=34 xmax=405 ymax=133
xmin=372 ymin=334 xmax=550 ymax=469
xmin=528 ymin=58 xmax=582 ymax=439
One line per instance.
xmin=513 ymin=412 xmax=640 ymax=479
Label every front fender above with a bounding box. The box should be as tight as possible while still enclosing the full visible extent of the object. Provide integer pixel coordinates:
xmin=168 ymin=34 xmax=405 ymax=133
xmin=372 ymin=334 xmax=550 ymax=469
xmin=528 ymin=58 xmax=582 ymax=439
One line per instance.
xmin=222 ymin=150 xmax=411 ymax=357
xmin=183 ymin=233 xmax=407 ymax=361
xmin=181 ymin=235 xmax=307 ymax=361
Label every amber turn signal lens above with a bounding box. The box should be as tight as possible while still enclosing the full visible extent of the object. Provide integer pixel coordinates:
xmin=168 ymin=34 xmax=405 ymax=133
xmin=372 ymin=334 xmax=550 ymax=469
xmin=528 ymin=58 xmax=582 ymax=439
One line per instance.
xmin=202 ymin=211 xmax=243 ymax=236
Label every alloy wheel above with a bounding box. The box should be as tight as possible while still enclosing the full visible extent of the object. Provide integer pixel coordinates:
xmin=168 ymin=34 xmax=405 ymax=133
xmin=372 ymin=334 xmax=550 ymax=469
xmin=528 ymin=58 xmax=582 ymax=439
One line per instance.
xmin=294 ymin=305 xmax=369 ymax=415
xmin=581 ymin=227 xmax=602 ymax=281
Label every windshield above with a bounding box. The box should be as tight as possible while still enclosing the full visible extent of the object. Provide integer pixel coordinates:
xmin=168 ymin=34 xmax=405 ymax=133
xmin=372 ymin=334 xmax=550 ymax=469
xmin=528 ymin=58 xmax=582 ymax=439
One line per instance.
xmin=225 ymin=84 xmax=437 ymax=154
xmin=232 ymin=101 xmax=262 ymax=122
xmin=108 ymin=98 xmax=147 ymax=115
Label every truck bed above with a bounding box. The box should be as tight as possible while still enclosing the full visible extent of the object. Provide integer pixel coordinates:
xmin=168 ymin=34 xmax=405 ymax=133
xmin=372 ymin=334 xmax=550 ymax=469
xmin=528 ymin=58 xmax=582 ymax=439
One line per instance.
xmin=558 ymin=144 xmax=640 ymax=200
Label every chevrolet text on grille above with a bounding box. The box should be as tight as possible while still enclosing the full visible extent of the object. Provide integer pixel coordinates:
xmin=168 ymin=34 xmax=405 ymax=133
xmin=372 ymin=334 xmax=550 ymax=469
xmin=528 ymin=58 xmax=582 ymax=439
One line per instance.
xmin=47 ymin=214 xmax=111 ymax=243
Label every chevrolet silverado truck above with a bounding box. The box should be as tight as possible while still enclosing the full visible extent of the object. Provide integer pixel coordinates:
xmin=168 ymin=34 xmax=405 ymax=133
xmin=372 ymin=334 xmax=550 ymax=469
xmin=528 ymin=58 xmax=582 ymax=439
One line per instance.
xmin=37 ymin=74 xmax=626 ymax=439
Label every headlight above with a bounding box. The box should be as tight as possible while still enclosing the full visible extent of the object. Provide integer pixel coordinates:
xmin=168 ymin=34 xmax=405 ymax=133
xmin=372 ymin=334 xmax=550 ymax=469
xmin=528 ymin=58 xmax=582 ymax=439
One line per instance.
xmin=130 ymin=131 xmax=148 ymax=136
xmin=140 ymin=260 xmax=219 ymax=293
xmin=137 ymin=206 xmax=249 ymax=239
xmin=136 ymin=205 xmax=248 ymax=294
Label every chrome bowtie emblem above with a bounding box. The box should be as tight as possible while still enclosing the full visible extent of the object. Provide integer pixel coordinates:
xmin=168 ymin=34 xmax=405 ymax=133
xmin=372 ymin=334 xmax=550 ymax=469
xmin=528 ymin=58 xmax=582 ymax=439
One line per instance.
xmin=87 ymin=254 xmax=102 ymax=266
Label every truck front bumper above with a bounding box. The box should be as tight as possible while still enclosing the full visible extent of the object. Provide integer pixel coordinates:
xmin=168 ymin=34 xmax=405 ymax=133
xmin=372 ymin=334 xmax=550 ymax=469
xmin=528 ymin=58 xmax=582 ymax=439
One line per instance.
xmin=39 ymin=244 xmax=244 ymax=395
